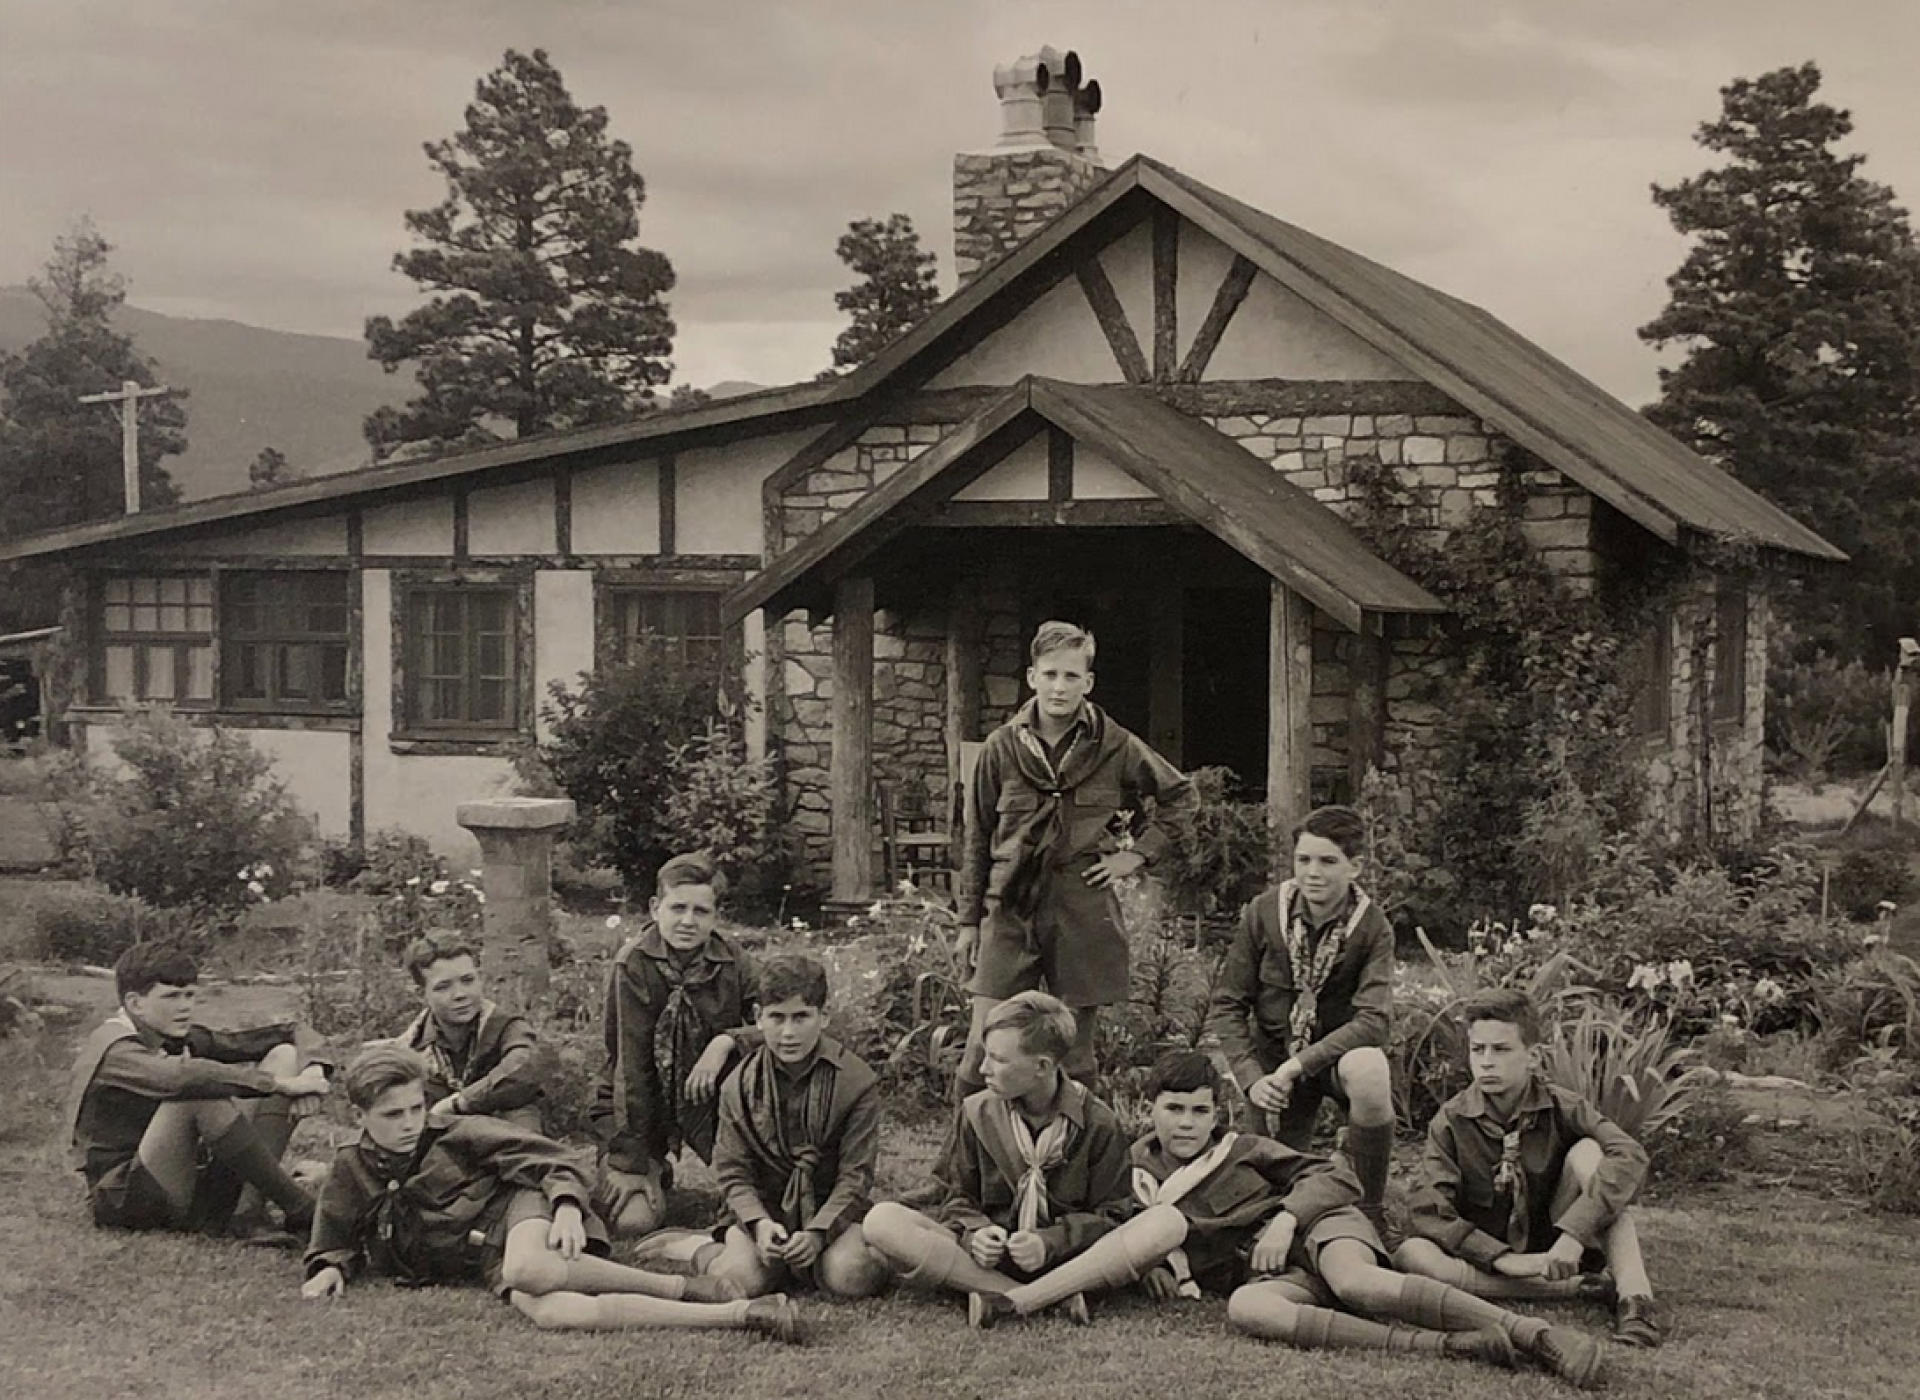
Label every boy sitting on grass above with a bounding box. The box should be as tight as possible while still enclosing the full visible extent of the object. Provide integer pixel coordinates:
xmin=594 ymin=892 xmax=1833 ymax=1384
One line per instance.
xmin=864 ymin=991 xmax=1147 ymax=1325
xmin=1395 ymin=987 xmax=1666 ymax=1349
xmin=302 ymin=1044 xmax=797 ymax=1341
xmin=398 ymin=932 xmax=546 ymax=1132
xmin=591 ymin=852 xmax=763 ymax=1237
xmin=635 ymin=952 xmax=890 ymax=1300
xmin=67 ymin=942 xmax=328 ymax=1240
xmin=1128 ymin=1051 xmax=1605 ymax=1387
xmin=1206 ymin=803 xmax=1397 ymax=1232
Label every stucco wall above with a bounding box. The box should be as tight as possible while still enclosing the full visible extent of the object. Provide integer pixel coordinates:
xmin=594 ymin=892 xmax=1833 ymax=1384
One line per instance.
xmin=570 ymin=458 xmax=662 ymax=555
xmin=469 ymin=478 xmax=556 ymax=555
xmin=363 ymin=496 xmax=454 ymax=555
xmin=138 ymin=512 xmax=349 ymax=557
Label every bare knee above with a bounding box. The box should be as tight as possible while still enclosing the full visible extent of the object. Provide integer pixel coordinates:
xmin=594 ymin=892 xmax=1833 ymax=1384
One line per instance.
xmin=1131 ymin=1204 xmax=1189 ymax=1256
xmin=501 ymin=1237 xmax=569 ymax=1296
xmin=1327 ymin=1260 xmax=1399 ymax=1315
xmin=818 ymin=1228 xmax=889 ymax=1299
xmin=259 ymin=1043 xmax=301 ymax=1077
xmin=611 ymin=1194 xmax=662 ymax=1239
xmin=1228 ymin=1282 xmax=1306 ymax=1334
xmin=511 ymin=1290 xmax=596 ymax=1329
xmin=1392 ymin=1237 xmax=1449 ymax=1277
xmin=1565 ymin=1137 xmax=1603 ymax=1187
xmin=1337 ymin=1047 xmax=1394 ymax=1120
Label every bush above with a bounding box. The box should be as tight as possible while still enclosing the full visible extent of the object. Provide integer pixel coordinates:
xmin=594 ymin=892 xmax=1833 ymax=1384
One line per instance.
xmin=1766 ymin=639 xmax=1888 ymax=779
xmin=1098 ymin=879 xmax=1222 ymax=1101
xmin=1159 ymin=767 xmax=1277 ymax=923
xmin=1813 ymin=949 xmax=1920 ymax=1064
xmin=859 ymin=890 xmax=970 ymax=1108
xmin=1536 ymin=999 xmax=1711 ymax=1141
xmin=1816 ymin=819 xmax=1918 ymax=922
xmin=1645 ymin=1076 xmax=1756 ymax=1186
xmin=21 ymin=886 xmax=192 ymax=965
xmin=522 ymin=655 xmax=785 ymax=907
xmin=344 ymin=829 xmax=442 ymax=895
xmin=69 ymin=708 xmax=314 ymax=914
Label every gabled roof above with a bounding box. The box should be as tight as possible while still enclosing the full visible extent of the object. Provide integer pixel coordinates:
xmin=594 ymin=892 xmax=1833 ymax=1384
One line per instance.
xmin=724 ymin=376 xmax=1444 ymax=633
xmin=0 ymin=151 xmax=1842 ymax=567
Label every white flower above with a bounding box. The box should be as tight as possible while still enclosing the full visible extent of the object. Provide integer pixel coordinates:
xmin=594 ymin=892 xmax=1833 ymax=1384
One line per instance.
xmin=791 ymin=917 xmax=810 ymax=932
xmin=1666 ymin=959 xmax=1694 ymax=987
xmin=429 ymin=879 xmax=450 ymax=896
xmin=1721 ymin=1012 xmax=1741 ymax=1026
xmin=236 ymin=867 xmax=252 ymax=881
xmin=1528 ymin=903 xmax=1558 ymax=925
xmin=1877 ymin=900 xmax=1898 ymax=917
xmin=605 ymin=915 xmax=623 ymax=930
xmin=474 ymin=892 xmax=486 ymax=904
xmin=470 ymin=869 xmax=483 ymax=879
xmin=547 ymin=129 xmax=571 ymax=150
xmin=247 ymin=880 xmax=265 ymax=897
xmin=406 ymin=877 xmax=421 ymax=888
xmin=1627 ymin=962 xmax=1663 ymax=993
xmin=868 ymin=901 xmax=886 ymax=920
xmin=1754 ymin=977 xmax=1785 ymax=1004
xmin=897 ymin=878 xmax=916 ymax=896
xmin=256 ymin=863 xmax=273 ymax=878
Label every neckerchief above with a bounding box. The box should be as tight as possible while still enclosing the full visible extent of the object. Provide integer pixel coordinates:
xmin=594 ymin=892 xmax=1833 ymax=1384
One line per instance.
xmin=997 ymin=1100 xmax=1073 ymax=1233
xmin=1132 ymin=1131 xmax=1241 ymax=1299
xmin=737 ymin=1047 xmax=839 ymax=1231
xmin=1495 ymin=1127 xmax=1531 ymax=1250
xmin=405 ymin=1002 xmax=495 ymax=1094
xmin=357 ymin=1126 xmax=449 ymax=1286
xmin=1277 ymin=880 xmax=1372 ymax=1059
xmin=66 ymin=1011 xmax=170 ymax=1167
xmin=654 ymin=947 xmax=725 ymax=1159
xmin=997 ymin=699 xmax=1132 ymax=919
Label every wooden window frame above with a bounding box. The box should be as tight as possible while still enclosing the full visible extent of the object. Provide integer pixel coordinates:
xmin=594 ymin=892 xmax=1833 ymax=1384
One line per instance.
xmin=220 ymin=569 xmax=355 ymax=715
xmin=91 ymin=572 xmax=216 ymax=709
xmin=594 ymin=568 xmax=748 ymax=676
xmin=1633 ymin=612 xmax=1673 ymax=742
xmin=391 ymin=572 xmax=533 ymax=744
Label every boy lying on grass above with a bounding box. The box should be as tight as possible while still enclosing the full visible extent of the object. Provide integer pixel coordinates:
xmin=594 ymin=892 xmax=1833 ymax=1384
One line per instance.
xmin=302 ymin=1044 xmax=797 ymax=1341
xmin=67 ymin=942 xmax=327 ymax=1242
xmin=1126 ymin=1051 xmax=1605 ymax=1387
xmin=1395 ymin=987 xmax=1666 ymax=1349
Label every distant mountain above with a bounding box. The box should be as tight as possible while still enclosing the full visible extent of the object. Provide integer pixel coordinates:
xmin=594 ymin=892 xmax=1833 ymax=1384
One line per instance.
xmin=0 ymin=291 xmax=778 ymax=504
xmin=0 ymin=287 xmax=404 ymax=499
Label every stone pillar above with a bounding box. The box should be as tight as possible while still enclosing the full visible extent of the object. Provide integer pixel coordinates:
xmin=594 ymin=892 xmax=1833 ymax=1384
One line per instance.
xmin=456 ymin=797 xmax=575 ymax=1012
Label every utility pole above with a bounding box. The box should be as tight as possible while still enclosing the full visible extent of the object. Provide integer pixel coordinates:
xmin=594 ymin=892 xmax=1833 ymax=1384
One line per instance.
xmin=77 ymin=379 xmax=174 ymax=514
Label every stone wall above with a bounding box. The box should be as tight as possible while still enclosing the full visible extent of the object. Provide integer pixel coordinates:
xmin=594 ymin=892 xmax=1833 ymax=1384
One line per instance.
xmin=953 ymin=147 xmax=1106 ymax=286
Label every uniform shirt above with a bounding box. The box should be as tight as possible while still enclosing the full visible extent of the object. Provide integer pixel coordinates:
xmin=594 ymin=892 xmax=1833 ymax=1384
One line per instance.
xmin=1129 ymin=1130 xmax=1360 ymax=1289
xmin=400 ymin=1001 xmax=544 ymax=1117
xmin=957 ymin=698 xmax=1192 ymax=928
xmin=712 ymin=1035 xmax=880 ymax=1238
xmin=590 ymin=922 xmax=762 ymax=1172
xmin=305 ymin=1115 xmax=594 ymax=1286
xmin=933 ymin=1076 xmax=1134 ymax=1263
xmin=1407 ymin=1076 xmax=1649 ymax=1267
xmin=66 ymin=1012 xmax=293 ymax=1178
xmin=1206 ymin=881 xmax=1395 ymax=1089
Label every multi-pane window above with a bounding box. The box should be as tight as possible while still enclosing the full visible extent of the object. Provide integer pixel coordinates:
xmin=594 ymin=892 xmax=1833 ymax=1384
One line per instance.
xmin=1713 ymin=584 xmax=1749 ymax=724
xmin=96 ymin=575 xmax=214 ymax=705
xmin=610 ymin=589 xmax=725 ymax=672
xmin=222 ymin=572 xmax=350 ymax=711
xmin=405 ymin=587 xmax=517 ymax=730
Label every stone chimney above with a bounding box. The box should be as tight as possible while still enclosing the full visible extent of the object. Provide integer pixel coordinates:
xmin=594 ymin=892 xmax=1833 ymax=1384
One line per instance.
xmin=953 ymin=47 xmax=1108 ymax=286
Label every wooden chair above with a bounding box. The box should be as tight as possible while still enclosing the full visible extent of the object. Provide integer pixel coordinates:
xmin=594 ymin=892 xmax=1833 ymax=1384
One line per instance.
xmin=879 ymin=779 xmax=951 ymax=893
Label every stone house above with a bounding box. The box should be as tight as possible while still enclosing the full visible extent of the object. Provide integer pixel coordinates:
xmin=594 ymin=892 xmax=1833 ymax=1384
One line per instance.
xmin=0 ymin=49 xmax=1841 ymax=901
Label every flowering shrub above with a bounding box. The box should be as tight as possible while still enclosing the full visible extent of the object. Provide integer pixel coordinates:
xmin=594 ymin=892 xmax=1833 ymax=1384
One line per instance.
xmin=856 ymin=884 xmax=970 ymax=1106
xmin=65 ymin=707 xmax=313 ymax=914
xmin=365 ymin=867 xmax=486 ymax=954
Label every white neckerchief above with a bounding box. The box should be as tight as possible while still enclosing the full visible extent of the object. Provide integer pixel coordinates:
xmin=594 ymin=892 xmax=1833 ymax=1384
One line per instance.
xmin=1132 ymin=1132 xmax=1240 ymax=1299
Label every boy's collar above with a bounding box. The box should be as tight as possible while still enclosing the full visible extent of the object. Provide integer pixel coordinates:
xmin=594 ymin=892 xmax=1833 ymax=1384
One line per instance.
xmin=1013 ymin=698 xmax=1090 ymax=736
xmin=1015 ymin=1072 xmax=1086 ymax=1126
xmin=1457 ymin=1074 xmax=1554 ymax=1123
xmin=1286 ymin=881 xmax=1357 ymax=929
xmin=414 ymin=1001 xmax=495 ymax=1047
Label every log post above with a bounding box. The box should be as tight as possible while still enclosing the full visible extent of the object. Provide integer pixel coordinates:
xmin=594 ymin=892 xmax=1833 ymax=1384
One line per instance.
xmin=1893 ymin=638 xmax=1920 ymax=827
xmin=454 ymin=796 xmax=575 ymax=1012
xmin=1266 ymin=581 xmax=1314 ymax=858
xmin=1348 ymin=623 xmax=1387 ymax=802
xmin=831 ymin=575 xmax=877 ymax=902
xmin=945 ymin=583 xmax=984 ymax=796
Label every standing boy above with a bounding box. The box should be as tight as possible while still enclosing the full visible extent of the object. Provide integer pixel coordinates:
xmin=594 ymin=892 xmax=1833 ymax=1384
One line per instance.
xmin=1395 ymin=988 xmax=1666 ymax=1349
xmin=1126 ymin=1051 xmax=1605 ymax=1386
xmin=399 ymin=932 xmax=546 ymax=1132
xmin=956 ymin=620 xmax=1191 ymax=1092
xmin=302 ymin=1045 xmax=796 ymax=1340
xmin=864 ymin=991 xmax=1149 ymax=1322
xmin=638 ymin=953 xmax=890 ymax=1300
xmin=591 ymin=852 xmax=762 ymax=1237
xmin=1206 ymin=804 xmax=1397 ymax=1229
xmin=66 ymin=942 xmax=328 ymax=1238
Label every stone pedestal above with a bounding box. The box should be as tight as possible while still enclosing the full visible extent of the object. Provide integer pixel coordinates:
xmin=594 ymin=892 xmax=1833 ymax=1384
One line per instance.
xmin=455 ymin=797 xmax=575 ymax=1012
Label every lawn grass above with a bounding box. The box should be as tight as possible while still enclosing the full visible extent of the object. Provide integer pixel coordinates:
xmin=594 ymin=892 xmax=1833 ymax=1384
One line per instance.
xmin=6 ymin=1000 xmax=1920 ymax=1400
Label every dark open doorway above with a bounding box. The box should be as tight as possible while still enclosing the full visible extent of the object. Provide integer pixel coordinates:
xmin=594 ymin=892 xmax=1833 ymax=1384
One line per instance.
xmin=1182 ymin=585 xmax=1270 ymax=793
xmin=1018 ymin=587 xmax=1152 ymax=741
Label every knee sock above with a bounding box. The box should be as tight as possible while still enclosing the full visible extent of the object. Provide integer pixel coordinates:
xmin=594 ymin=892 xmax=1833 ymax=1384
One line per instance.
xmin=1346 ymin=1122 xmax=1394 ymax=1210
xmin=207 ymin=1117 xmax=309 ymax=1217
xmin=1392 ymin=1275 xmax=1520 ymax=1334
xmin=1005 ymin=1207 xmax=1184 ymax=1314
xmin=527 ymin=1293 xmax=756 ymax=1331
xmin=1420 ymin=1252 xmax=1581 ymax=1301
xmin=552 ymin=1254 xmax=690 ymax=1300
xmin=888 ymin=1226 xmax=1010 ymax=1295
xmin=1237 ymin=1294 xmax=1447 ymax=1355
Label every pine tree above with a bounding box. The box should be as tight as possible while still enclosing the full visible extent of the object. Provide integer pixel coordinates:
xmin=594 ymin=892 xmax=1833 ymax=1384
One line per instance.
xmin=248 ymin=446 xmax=295 ymax=489
xmin=1641 ymin=62 xmax=1920 ymax=657
xmin=363 ymin=48 xmax=677 ymax=457
xmin=826 ymin=213 xmax=939 ymax=374
xmin=0 ymin=219 xmax=184 ymax=536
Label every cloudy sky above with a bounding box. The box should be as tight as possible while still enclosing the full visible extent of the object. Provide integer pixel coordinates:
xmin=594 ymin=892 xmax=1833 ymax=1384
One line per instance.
xmin=4 ymin=0 xmax=1919 ymax=401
